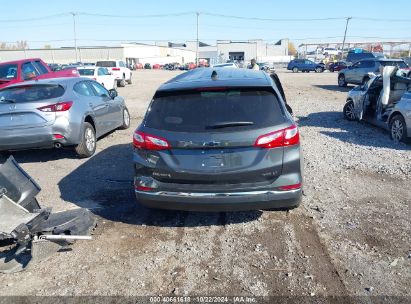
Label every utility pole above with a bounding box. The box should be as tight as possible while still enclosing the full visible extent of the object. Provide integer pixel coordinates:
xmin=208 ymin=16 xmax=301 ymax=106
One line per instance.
xmin=196 ymin=12 xmax=200 ymax=67
xmin=71 ymin=12 xmax=78 ymax=63
xmin=341 ymin=17 xmax=352 ymax=60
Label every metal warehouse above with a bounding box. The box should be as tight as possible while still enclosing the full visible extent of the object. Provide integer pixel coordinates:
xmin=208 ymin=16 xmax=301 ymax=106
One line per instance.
xmin=0 ymin=43 xmax=196 ymax=65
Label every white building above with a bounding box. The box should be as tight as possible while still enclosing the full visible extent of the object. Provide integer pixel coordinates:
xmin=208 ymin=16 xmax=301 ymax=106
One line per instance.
xmin=183 ymin=39 xmax=291 ymax=65
xmin=0 ymin=43 xmax=196 ymax=65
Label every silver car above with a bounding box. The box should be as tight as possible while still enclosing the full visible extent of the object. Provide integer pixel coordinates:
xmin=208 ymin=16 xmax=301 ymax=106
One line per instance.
xmin=343 ymin=66 xmax=411 ymax=142
xmin=0 ymin=77 xmax=130 ymax=157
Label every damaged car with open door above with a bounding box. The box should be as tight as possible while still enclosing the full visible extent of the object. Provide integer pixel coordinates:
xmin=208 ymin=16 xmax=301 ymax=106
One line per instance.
xmin=343 ymin=66 xmax=411 ymax=142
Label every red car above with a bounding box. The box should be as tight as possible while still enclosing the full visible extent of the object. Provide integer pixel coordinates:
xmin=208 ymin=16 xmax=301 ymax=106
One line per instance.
xmin=187 ymin=62 xmax=197 ymax=70
xmin=327 ymin=61 xmax=347 ymax=72
xmin=0 ymin=58 xmax=79 ymax=89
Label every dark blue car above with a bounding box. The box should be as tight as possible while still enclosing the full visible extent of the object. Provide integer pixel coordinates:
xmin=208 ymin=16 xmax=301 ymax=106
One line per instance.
xmin=287 ymin=59 xmax=324 ymax=73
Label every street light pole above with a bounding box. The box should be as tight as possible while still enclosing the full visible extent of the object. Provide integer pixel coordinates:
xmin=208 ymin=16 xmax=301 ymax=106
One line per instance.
xmin=71 ymin=12 xmax=78 ymax=63
xmin=341 ymin=17 xmax=352 ymax=60
xmin=196 ymin=12 xmax=200 ymax=67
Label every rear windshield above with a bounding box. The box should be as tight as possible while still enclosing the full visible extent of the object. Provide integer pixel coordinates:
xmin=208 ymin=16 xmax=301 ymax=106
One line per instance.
xmin=96 ymin=61 xmax=116 ymax=68
xmin=78 ymin=69 xmax=95 ymax=76
xmin=0 ymin=84 xmax=65 ymax=103
xmin=0 ymin=64 xmax=18 ymax=79
xmin=145 ymin=89 xmax=285 ymax=132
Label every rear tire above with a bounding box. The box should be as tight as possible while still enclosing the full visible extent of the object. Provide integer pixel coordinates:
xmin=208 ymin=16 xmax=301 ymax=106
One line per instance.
xmin=75 ymin=122 xmax=96 ymax=158
xmin=292 ymin=67 xmax=298 ymax=73
xmin=329 ymin=68 xmax=334 ymax=72
xmin=118 ymin=78 xmax=126 ymax=87
xmin=338 ymin=74 xmax=347 ymax=87
xmin=390 ymin=115 xmax=408 ymax=143
xmin=343 ymin=100 xmax=356 ymax=121
xmin=120 ymin=107 xmax=130 ymax=130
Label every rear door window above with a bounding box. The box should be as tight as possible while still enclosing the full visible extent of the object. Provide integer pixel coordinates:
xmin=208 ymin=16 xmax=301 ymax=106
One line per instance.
xmin=0 ymin=84 xmax=65 ymax=103
xmin=145 ymin=89 xmax=285 ymax=132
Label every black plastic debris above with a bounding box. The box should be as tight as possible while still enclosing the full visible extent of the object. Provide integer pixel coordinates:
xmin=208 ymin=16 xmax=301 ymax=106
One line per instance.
xmin=0 ymin=156 xmax=96 ymax=273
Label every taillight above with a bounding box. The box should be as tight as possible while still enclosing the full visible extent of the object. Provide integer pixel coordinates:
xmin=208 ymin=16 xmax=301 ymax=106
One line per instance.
xmin=38 ymin=101 xmax=73 ymax=112
xmin=279 ymin=183 xmax=302 ymax=191
xmin=254 ymin=125 xmax=299 ymax=148
xmin=112 ymin=68 xmax=120 ymax=71
xmin=133 ymin=131 xmax=170 ymax=150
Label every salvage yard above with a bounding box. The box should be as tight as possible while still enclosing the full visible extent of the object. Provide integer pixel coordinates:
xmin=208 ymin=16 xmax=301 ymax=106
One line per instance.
xmin=0 ymin=70 xmax=410 ymax=297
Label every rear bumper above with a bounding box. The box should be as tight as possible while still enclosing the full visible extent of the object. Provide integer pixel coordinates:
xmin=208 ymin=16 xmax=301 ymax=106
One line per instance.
xmin=0 ymin=121 xmax=76 ymax=151
xmin=135 ymin=188 xmax=302 ymax=212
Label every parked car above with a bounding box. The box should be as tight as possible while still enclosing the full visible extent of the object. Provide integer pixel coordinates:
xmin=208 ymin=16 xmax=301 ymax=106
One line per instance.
xmin=95 ymin=60 xmax=132 ymax=87
xmin=187 ymin=62 xmax=197 ymax=70
xmin=144 ymin=63 xmax=152 ymax=69
xmin=135 ymin=63 xmax=144 ymax=69
xmin=0 ymin=77 xmax=130 ymax=157
xmin=287 ymin=59 xmax=324 ymax=73
xmin=322 ymin=48 xmax=340 ymax=56
xmin=132 ymin=68 xmax=302 ymax=211
xmin=47 ymin=63 xmax=62 ymax=72
xmin=346 ymin=50 xmax=385 ymax=64
xmin=343 ymin=66 xmax=411 ymax=143
xmin=257 ymin=62 xmax=271 ymax=72
xmin=152 ymin=64 xmax=162 ymax=70
xmin=77 ymin=67 xmax=117 ymax=90
xmin=212 ymin=63 xmax=239 ymax=68
xmin=0 ymin=58 xmax=79 ymax=90
xmin=327 ymin=61 xmax=347 ymax=72
xmin=338 ymin=58 xmax=409 ymax=87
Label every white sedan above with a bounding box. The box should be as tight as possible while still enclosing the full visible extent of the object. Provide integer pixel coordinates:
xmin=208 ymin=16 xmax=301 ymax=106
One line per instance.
xmin=77 ymin=67 xmax=117 ymax=90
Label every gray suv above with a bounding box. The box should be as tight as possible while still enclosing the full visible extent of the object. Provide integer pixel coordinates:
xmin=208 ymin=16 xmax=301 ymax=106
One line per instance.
xmin=133 ymin=69 xmax=303 ymax=211
xmin=338 ymin=58 xmax=408 ymax=87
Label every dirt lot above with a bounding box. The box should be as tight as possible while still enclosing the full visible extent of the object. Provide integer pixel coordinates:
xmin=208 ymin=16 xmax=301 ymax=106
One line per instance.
xmin=0 ymin=70 xmax=410 ymax=298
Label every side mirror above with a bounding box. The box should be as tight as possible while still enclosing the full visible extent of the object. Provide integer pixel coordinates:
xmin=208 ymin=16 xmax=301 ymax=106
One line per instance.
xmin=109 ymin=89 xmax=118 ymax=99
xmin=285 ymin=104 xmax=293 ymax=115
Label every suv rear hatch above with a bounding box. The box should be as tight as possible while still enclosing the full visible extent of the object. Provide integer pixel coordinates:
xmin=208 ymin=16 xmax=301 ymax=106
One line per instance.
xmin=0 ymin=84 xmax=65 ymax=130
xmin=135 ymin=87 xmax=298 ymax=191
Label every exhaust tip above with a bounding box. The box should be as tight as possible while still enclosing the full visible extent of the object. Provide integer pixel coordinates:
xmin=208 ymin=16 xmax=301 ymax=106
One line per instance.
xmin=54 ymin=143 xmax=62 ymax=149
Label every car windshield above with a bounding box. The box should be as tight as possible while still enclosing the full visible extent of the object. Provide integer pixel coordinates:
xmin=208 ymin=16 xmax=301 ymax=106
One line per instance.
xmin=0 ymin=64 xmax=18 ymax=80
xmin=78 ymin=69 xmax=95 ymax=76
xmin=146 ymin=88 xmax=285 ymax=132
xmin=96 ymin=61 xmax=116 ymax=67
xmin=0 ymin=84 xmax=65 ymax=103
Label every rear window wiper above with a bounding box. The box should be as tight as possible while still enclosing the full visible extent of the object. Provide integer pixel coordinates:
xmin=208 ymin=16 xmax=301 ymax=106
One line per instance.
xmin=0 ymin=98 xmax=16 ymax=103
xmin=206 ymin=121 xmax=254 ymax=129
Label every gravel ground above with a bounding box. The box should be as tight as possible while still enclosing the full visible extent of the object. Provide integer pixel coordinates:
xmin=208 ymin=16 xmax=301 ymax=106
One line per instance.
xmin=0 ymin=69 xmax=410 ymax=298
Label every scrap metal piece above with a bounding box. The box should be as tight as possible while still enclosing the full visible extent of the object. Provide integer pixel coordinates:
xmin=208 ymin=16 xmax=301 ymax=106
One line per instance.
xmin=0 ymin=195 xmax=39 ymax=239
xmin=0 ymin=245 xmax=31 ymax=274
xmin=0 ymin=156 xmax=41 ymax=212
xmin=30 ymin=238 xmax=66 ymax=264
xmin=37 ymin=208 xmax=97 ymax=236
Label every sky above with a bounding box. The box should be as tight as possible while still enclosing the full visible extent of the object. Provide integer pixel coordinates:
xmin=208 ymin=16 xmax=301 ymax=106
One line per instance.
xmin=2 ymin=0 xmax=411 ymax=49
